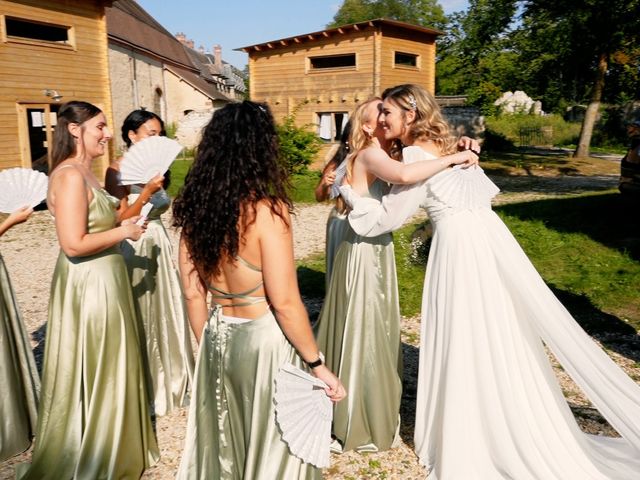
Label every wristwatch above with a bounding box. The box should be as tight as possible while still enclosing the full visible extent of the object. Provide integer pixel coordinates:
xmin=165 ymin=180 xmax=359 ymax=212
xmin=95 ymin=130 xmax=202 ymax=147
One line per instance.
xmin=305 ymin=352 xmax=325 ymax=369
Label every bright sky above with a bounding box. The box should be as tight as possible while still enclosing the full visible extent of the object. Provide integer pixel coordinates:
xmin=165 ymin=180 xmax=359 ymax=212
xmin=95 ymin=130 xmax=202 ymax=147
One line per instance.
xmin=136 ymin=0 xmax=469 ymax=69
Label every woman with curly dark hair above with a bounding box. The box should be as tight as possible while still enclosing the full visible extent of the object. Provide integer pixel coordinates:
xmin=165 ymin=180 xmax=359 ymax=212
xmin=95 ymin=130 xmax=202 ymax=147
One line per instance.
xmin=173 ymin=101 xmax=345 ymax=479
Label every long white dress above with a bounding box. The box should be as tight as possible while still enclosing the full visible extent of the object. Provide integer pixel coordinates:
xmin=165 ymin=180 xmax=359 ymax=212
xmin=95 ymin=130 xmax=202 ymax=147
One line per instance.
xmin=340 ymin=146 xmax=640 ymax=479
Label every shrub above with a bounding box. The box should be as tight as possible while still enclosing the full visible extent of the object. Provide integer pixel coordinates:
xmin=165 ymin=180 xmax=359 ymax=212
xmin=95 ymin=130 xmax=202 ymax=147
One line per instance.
xmin=276 ymin=106 xmax=322 ymax=175
xmin=485 ymin=113 xmax=581 ymax=148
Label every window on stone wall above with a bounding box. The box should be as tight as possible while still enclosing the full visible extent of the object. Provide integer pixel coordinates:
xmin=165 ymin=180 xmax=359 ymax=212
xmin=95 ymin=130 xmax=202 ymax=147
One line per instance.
xmin=317 ymin=112 xmax=349 ymax=142
xmin=3 ymin=16 xmax=73 ymax=48
xmin=394 ymin=51 xmax=419 ymax=68
xmin=309 ymin=54 xmax=356 ymax=70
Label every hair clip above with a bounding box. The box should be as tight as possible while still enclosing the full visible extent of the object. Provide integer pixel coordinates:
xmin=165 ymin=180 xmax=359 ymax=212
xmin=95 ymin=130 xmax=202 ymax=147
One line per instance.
xmin=407 ymin=94 xmax=417 ymax=111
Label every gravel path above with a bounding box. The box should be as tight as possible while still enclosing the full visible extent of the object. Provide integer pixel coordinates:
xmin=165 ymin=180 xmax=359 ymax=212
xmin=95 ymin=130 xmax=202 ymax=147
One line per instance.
xmin=1 ymin=171 xmax=639 ymax=479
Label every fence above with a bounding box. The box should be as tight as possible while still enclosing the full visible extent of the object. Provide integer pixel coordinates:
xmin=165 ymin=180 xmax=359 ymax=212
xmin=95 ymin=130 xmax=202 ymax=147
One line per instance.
xmin=518 ymin=126 xmax=553 ymax=146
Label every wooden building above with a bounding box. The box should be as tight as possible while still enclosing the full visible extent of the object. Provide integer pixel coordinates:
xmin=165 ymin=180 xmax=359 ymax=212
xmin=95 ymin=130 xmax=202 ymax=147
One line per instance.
xmin=239 ymin=18 xmax=442 ymax=164
xmin=0 ymin=0 xmax=114 ymax=172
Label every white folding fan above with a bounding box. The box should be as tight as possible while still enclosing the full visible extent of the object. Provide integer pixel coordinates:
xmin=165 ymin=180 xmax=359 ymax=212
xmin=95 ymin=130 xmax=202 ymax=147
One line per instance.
xmin=274 ymin=363 xmax=333 ymax=468
xmin=0 ymin=167 xmax=48 ymax=213
xmin=119 ymin=136 xmax=183 ymax=185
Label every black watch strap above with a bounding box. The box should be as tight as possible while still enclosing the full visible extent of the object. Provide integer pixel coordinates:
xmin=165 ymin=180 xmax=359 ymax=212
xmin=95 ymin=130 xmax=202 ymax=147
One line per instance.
xmin=306 ymin=356 xmax=323 ymax=369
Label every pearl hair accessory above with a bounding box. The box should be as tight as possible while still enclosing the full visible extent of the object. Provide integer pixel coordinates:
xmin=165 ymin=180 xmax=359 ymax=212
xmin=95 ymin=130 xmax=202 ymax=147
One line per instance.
xmin=407 ymin=94 xmax=418 ymax=110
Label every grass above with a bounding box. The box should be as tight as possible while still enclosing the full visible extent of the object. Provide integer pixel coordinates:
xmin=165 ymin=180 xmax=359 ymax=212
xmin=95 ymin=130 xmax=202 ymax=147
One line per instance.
xmin=167 ymin=158 xmax=193 ymax=198
xmin=289 ymin=171 xmax=322 ymax=203
xmin=297 ymin=191 xmax=640 ymax=333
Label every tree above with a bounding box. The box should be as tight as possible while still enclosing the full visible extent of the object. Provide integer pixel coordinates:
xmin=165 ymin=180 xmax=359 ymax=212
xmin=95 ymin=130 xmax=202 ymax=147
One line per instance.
xmin=328 ymin=0 xmax=446 ymax=30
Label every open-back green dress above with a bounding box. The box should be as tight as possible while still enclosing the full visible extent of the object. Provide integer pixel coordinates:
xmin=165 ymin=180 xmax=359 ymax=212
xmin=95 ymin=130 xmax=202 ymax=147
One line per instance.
xmin=0 ymin=251 xmax=39 ymax=462
xmin=17 ymin=185 xmax=159 ymax=479
xmin=177 ymin=256 xmax=321 ymax=479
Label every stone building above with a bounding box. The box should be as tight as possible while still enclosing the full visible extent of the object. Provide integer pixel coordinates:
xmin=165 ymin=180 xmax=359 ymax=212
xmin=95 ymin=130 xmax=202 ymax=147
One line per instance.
xmin=106 ymin=0 xmax=244 ymax=151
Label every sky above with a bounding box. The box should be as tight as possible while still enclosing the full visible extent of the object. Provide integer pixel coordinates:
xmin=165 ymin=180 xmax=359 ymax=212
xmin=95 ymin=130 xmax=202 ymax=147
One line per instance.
xmin=136 ymin=0 xmax=469 ymax=69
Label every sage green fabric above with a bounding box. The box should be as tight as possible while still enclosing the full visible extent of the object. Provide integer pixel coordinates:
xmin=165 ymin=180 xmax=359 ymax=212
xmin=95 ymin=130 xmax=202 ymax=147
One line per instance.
xmin=122 ymin=187 xmax=194 ymax=417
xmin=324 ymin=207 xmax=348 ymax=290
xmin=177 ymin=306 xmax=322 ymax=480
xmin=315 ymin=179 xmax=402 ymax=453
xmin=17 ymin=187 xmax=159 ymax=479
xmin=0 ymin=253 xmax=39 ymax=462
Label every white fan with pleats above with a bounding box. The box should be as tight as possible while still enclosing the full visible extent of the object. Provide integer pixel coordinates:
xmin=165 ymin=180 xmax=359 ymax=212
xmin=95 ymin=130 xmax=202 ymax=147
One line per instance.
xmin=274 ymin=363 xmax=333 ymax=468
xmin=0 ymin=168 xmax=48 ymax=213
xmin=119 ymin=136 xmax=183 ymax=185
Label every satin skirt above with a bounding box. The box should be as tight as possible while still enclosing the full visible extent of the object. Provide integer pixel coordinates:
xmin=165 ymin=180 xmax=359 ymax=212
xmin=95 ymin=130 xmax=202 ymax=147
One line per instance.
xmin=17 ymin=247 xmax=159 ymax=480
xmin=314 ymin=224 xmax=402 ymax=452
xmin=177 ymin=307 xmax=321 ymax=480
xmin=0 ymin=253 xmax=39 ymax=462
xmin=415 ymin=209 xmax=640 ymax=479
xmin=121 ymin=218 xmax=194 ymax=417
xmin=324 ymin=207 xmax=348 ymax=289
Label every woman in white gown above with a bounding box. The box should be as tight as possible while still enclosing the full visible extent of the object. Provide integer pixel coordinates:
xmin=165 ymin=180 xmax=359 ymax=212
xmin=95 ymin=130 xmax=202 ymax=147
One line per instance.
xmin=340 ymin=84 xmax=640 ymax=479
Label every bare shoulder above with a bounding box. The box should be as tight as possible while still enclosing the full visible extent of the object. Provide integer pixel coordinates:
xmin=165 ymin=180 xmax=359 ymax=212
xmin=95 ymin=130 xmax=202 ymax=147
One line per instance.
xmin=360 ymin=146 xmax=392 ymax=164
xmin=255 ymin=199 xmax=292 ymax=232
xmin=50 ymin=164 xmax=86 ymax=190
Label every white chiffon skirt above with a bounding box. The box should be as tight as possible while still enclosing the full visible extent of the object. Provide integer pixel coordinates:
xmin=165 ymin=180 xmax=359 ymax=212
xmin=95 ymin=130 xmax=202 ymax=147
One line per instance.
xmin=415 ymin=208 xmax=640 ymax=479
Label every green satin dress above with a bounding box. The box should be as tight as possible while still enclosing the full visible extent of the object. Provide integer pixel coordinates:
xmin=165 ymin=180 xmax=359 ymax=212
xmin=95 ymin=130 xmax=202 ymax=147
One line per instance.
xmin=314 ymin=179 xmax=402 ymax=453
xmin=177 ymin=257 xmax=321 ymax=479
xmin=122 ymin=187 xmax=194 ymax=417
xmin=0 ymin=253 xmax=39 ymax=462
xmin=17 ymin=186 xmax=159 ymax=480
xmin=324 ymin=206 xmax=348 ymax=290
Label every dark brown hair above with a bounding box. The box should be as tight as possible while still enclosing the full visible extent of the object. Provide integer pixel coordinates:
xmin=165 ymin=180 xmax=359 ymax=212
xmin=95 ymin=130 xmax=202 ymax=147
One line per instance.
xmin=51 ymin=101 xmax=102 ymax=169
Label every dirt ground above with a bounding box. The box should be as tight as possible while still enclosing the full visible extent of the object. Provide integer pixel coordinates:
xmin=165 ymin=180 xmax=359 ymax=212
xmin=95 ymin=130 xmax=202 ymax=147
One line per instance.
xmin=1 ymin=159 xmax=639 ymax=479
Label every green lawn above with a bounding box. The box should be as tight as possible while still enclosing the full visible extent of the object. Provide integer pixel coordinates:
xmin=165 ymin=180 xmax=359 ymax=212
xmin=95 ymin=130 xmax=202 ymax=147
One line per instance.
xmin=298 ymin=192 xmax=640 ymax=333
xmin=167 ymin=158 xmax=193 ymax=198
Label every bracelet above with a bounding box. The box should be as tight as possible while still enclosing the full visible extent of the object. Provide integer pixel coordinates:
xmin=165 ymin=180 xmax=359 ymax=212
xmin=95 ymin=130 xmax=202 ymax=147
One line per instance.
xmin=305 ymin=352 xmax=325 ymax=369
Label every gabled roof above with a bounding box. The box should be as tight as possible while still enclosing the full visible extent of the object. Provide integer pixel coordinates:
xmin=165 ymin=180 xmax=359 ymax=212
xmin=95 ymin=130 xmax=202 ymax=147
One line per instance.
xmin=164 ymin=64 xmax=232 ymax=102
xmin=238 ymin=18 xmax=443 ymax=53
xmin=106 ymin=0 xmax=194 ymax=70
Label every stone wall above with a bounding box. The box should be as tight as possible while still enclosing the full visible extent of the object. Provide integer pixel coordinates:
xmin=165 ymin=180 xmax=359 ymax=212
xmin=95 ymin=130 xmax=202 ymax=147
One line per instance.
xmin=441 ymin=105 xmax=485 ymax=140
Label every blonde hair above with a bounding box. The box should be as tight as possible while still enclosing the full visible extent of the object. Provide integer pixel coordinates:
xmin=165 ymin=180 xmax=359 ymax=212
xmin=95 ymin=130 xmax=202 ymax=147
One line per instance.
xmin=382 ymin=84 xmax=458 ymax=155
xmin=345 ymin=97 xmax=382 ymax=184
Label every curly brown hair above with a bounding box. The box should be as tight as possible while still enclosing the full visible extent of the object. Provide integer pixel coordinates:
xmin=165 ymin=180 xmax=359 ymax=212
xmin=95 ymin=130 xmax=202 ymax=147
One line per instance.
xmin=172 ymin=101 xmax=292 ymax=279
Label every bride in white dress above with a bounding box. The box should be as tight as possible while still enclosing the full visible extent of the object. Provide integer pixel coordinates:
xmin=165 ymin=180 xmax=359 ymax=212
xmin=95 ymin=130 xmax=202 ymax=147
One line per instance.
xmin=340 ymin=84 xmax=640 ymax=479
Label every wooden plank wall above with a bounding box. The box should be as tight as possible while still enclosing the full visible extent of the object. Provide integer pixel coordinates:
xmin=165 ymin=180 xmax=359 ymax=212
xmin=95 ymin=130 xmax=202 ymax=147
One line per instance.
xmin=0 ymin=0 xmax=113 ymax=173
xmin=249 ymin=29 xmax=377 ymax=129
xmin=248 ymin=24 xmax=438 ymax=168
xmin=379 ymin=25 xmax=436 ymax=94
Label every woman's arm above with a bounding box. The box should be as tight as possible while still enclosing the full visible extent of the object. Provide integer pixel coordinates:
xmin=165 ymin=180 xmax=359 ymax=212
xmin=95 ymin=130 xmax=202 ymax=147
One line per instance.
xmin=258 ymin=203 xmax=345 ymax=401
xmin=0 ymin=206 xmax=33 ymax=237
xmin=117 ymin=174 xmax=164 ymax=222
xmin=178 ymin=236 xmax=209 ymax=343
xmin=51 ymin=169 xmax=144 ymax=257
xmin=361 ymin=147 xmax=478 ymax=185
xmin=314 ymin=163 xmax=337 ymax=202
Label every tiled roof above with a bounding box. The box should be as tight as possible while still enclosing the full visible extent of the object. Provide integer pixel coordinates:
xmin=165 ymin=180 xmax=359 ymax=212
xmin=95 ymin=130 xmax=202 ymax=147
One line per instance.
xmin=106 ymin=0 xmax=194 ymax=69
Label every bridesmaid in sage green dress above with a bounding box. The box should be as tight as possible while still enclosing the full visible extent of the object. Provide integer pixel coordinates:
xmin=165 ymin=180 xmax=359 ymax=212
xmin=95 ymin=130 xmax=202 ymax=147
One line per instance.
xmin=173 ymin=101 xmax=346 ymax=479
xmin=0 ymin=207 xmax=39 ymax=462
xmin=314 ymin=121 xmax=351 ymax=288
xmin=105 ymin=110 xmax=194 ymax=417
xmin=18 ymin=101 xmax=158 ymax=480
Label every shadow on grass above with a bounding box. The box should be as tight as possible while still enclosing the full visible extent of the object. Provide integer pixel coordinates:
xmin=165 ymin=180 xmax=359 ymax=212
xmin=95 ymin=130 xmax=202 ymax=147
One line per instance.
xmin=496 ymin=193 xmax=640 ymax=261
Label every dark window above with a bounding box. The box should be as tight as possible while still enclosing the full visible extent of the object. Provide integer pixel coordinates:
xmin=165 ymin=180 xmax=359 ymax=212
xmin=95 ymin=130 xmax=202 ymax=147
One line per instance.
xmin=318 ymin=112 xmax=349 ymax=141
xmin=394 ymin=52 xmax=418 ymax=68
xmin=310 ymin=54 xmax=356 ymax=70
xmin=5 ymin=17 xmax=70 ymax=44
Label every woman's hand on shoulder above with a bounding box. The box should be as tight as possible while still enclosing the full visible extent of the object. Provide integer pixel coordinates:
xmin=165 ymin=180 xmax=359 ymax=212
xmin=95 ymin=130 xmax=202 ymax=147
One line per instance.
xmin=312 ymin=365 xmax=346 ymax=403
xmin=444 ymin=149 xmax=479 ymax=168
xmin=457 ymin=136 xmax=481 ymax=155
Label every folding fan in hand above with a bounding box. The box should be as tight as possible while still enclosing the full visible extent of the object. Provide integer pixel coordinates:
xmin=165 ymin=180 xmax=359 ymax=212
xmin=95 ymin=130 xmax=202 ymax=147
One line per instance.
xmin=274 ymin=363 xmax=333 ymax=468
xmin=0 ymin=168 xmax=48 ymax=213
xmin=119 ymin=136 xmax=183 ymax=185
